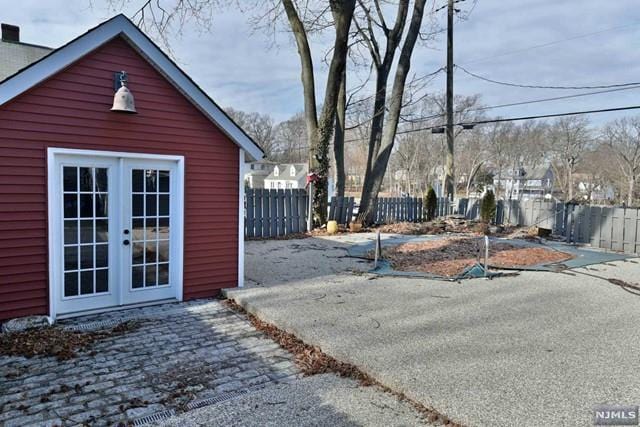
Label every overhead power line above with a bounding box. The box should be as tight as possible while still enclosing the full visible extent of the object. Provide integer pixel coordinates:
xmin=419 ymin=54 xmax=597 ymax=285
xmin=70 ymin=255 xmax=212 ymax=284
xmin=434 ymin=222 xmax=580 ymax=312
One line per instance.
xmin=456 ymin=64 xmax=640 ymax=90
xmin=270 ymin=104 xmax=640 ymax=153
xmin=391 ymin=105 xmax=640 ymax=138
xmin=399 ymin=83 xmax=640 ymax=124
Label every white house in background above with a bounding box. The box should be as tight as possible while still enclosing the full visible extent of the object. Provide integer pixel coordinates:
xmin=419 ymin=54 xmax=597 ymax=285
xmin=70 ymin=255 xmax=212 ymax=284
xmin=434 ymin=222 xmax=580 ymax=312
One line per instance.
xmin=494 ymin=165 xmax=554 ymax=200
xmin=244 ymin=160 xmax=277 ymax=188
xmin=575 ymin=175 xmax=616 ymax=202
xmin=264 ymin=163 xmax=308 ymax=189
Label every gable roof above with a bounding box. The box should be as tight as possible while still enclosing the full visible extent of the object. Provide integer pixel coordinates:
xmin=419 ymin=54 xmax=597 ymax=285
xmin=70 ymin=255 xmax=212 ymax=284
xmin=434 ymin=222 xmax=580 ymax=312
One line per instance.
xmin=0 ymin=14 xmax=264 ymax=161
xmin=265 ymin=163 xmax=308 ymax=181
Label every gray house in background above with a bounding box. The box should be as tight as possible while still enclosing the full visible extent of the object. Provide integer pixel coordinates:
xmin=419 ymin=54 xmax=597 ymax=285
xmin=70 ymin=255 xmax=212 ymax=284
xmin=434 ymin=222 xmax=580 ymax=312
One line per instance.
xmin=0 ymin=23 xmax=52 ymax=80
xmin=494 ymin=165 xmax=555 ymax=200
xmin=244 ymin=160 xmax=277 ymax=189
xmin=264 ymin=163 xmax=308 ymax=189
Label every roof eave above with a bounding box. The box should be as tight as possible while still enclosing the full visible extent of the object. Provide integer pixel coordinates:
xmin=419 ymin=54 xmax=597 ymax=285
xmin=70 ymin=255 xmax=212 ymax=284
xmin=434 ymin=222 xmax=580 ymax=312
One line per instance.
xmin=0 ymin=14 xmax=264 ymax=161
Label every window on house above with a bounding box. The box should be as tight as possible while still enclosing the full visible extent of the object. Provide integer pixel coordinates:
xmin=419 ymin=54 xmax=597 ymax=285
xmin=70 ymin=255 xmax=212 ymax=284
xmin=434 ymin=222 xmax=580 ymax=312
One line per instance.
xmin=290 ymin=166 xmax=296 ymax=176
xmin=274 ymin=167 xmax=279 ymax=177
xmin=277 ymin=182 xmax=281 ymax=189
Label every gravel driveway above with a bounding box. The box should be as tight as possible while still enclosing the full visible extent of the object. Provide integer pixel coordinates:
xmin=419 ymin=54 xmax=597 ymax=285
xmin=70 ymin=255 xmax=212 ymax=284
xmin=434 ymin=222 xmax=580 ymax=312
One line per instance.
xmin=229 ymin=235 xmax=640 ymax=426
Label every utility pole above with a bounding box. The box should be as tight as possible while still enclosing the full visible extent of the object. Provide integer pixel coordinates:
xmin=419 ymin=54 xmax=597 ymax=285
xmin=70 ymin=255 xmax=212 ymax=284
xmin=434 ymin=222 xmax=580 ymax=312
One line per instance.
xmin=444 ymin=0 xmax=455 ymax=201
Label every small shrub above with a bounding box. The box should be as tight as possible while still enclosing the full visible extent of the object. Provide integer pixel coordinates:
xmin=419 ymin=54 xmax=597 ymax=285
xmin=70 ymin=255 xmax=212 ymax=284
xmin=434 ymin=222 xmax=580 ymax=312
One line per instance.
xmin=424 ymin=186 xmax=438 ymax=221
xmin=480 ymin=189 xmax=496 ymax=223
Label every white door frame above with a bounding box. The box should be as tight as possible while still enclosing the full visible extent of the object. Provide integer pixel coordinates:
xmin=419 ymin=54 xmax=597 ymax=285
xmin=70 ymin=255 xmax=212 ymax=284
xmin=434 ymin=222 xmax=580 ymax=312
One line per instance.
xmin=47 ymin=147 xmax=185 ymax=320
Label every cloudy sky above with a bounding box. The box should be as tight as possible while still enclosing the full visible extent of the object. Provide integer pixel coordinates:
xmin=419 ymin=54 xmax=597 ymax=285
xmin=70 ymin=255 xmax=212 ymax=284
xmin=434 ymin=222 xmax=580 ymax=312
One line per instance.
xmin=3 ymin=0 xmax=639 ymax=125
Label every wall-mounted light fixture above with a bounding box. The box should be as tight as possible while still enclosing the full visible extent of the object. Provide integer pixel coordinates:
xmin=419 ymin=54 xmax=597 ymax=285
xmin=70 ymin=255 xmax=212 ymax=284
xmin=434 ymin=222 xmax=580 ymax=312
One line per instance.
xmin=111 ymin=71 xmax=137 ymax=114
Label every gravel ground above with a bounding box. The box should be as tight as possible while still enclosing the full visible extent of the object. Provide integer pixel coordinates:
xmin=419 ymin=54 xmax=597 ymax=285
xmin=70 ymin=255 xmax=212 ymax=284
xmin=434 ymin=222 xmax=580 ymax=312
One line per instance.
xmin=244 ymin=235 xmax=375 ymax=286
xmin=230 ymin=235 xmax=640 ymax=426
xmin=156 ymin=374 xmax=425 ymax=427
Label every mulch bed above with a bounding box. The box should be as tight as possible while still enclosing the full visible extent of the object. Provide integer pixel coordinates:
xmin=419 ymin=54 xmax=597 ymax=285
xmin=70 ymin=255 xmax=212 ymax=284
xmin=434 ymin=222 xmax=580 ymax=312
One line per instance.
xmin=223 ymin=299 xmax=463 ymax=427
xmin=0 ymin=321 xmax=141 ymax=361
xmin=374 ymin=218 xmax=489 ymax=236
xmin=381 ymin=237 xmax=573 ymax=277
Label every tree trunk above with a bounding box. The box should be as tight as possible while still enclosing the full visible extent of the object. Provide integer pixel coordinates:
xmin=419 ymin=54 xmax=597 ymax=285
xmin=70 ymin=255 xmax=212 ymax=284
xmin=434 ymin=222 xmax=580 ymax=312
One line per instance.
xmin=629 ymin=177 xmax=635 ymax=207
xmin=358 ymin=0 xmax=428 ymax=224
xmin=465 ymin=160 xmax=484 ymax=197
xmin=282 ymin=0 xmax=355 ymax=225
xmin=333 ymin=66 xmax=346 ymax=198
xmin=567 ymin=166 xmax=574 ymax=201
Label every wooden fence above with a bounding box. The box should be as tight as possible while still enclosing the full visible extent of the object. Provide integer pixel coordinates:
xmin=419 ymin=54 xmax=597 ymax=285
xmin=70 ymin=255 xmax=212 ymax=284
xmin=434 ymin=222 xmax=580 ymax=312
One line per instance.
xmin=328 ymin=196 xmax=355 ymax=225
xmin=460 ymin=198 xmax=640 ymax=255
xmin=243 ymin=190 xmax=640 ymax=254
xmin=245 ymin=188 xmax=308 ymax=238
xmin=565 ymin=204 xmax=640 ymax=254
xmin=371 ymin=197 xmax=424 ymax=224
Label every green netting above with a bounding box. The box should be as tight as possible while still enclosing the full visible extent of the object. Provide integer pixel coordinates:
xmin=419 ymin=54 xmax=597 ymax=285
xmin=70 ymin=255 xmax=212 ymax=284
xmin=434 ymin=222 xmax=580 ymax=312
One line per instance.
xmin=348 ymin=235 xmax=635 ymax=281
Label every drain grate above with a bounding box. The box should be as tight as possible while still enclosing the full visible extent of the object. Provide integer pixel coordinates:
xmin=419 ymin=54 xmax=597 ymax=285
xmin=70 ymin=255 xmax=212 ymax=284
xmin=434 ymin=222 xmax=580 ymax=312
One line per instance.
xmin=131 ymin=409 xmax=176 ymax=426
xmin=185 ymin=389 xmax=249 ymax=410
xmin=131 ymin=390 xmax=254 ymax=426
xmin=64 ymin=319 xmax=124 ymax=331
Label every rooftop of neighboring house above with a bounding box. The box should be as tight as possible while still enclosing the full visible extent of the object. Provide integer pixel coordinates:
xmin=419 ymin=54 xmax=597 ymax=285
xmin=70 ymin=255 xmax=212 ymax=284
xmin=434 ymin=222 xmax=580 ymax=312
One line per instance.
xmin=0 ymin=23 xmax=53 ymax=81
xmin=524 ymin=165 xmax=553 ymax=180
xmin=493 ymin=165 xmax=553 ymax=181
xmin=245 ymin=160 xmax=278 ymax=176
xmin=265 ymin=163 xmax=308 ymax=181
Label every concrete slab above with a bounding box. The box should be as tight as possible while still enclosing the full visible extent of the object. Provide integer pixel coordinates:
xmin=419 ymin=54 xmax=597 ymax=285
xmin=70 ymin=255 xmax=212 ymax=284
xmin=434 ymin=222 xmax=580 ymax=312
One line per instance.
xmin=232 ymin=236 xmax=640 ymax=426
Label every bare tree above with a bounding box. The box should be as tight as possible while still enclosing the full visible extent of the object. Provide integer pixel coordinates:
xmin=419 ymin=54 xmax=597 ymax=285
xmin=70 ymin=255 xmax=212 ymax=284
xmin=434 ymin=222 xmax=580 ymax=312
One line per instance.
xmin=603 ymin=117 xmax=640 ymax=206
xmin=333 ymin=67 xmax=347 ymax=197
xmin=353 ymin=0 xmax=431 ymax=223
xmin=273 ymin=112 xmax=308 ymax=163
xmin=280 ymin=0 xmax=356 ymax=224
xmin=225 ymin=108 xmax=278 ymax=158
xmin=110 ymin=0 xmax=355 ymax=225
xmin=547 ymin=116 xmax=591 ymax=201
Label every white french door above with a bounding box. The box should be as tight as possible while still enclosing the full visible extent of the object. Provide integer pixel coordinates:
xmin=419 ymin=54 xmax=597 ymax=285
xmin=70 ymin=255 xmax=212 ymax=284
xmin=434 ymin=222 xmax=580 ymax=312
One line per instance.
xmin=49 ymin=150 xmax=184 ymax=317
xmin=121 ymin=159 xmax=180 ymax=305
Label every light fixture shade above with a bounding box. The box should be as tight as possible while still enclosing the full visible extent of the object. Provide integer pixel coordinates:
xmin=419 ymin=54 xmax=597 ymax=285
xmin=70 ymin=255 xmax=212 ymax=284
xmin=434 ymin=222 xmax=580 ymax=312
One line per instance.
xmin=111 ymin=71 xmax=137 ymax=113
xmin=111 ymin=84 xmax=136 ymax=113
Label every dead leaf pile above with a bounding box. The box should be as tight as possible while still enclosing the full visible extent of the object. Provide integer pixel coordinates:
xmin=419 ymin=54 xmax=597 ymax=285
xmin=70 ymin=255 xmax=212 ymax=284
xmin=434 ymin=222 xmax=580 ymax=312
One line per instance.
xmin=223 ymin=299 xmax=463 ymax=427
xmin=374 ymin=217 xmax=490 ymax=236
xmin=0 ymin=320 xmax=140 ymax=361
xmin=380 ymin=237 xmax=573 ymax=277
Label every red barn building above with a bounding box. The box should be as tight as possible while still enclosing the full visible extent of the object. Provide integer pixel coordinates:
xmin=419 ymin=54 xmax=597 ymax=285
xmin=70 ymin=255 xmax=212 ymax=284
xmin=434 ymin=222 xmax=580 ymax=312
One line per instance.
xmin=0 ymin=15 xmax=263 ymax=320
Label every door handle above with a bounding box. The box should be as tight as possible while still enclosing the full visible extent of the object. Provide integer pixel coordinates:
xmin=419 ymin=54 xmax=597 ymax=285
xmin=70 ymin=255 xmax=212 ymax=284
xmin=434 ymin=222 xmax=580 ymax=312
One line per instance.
xmin=123 ymin=239 xmax=130 ymax=246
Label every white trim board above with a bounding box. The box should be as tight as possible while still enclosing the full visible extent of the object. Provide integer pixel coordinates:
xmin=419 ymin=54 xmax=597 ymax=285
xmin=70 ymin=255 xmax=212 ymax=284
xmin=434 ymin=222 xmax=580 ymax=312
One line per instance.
xmin=238 ymin=149 xmax=245 ymax=288
xmin=0 ymin=15 xmax=264 ymax=162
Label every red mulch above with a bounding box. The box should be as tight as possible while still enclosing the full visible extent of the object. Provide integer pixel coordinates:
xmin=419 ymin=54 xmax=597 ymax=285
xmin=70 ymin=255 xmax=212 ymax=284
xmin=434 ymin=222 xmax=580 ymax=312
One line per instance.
xmin=381 ymin=237 xmax=573 ymax=277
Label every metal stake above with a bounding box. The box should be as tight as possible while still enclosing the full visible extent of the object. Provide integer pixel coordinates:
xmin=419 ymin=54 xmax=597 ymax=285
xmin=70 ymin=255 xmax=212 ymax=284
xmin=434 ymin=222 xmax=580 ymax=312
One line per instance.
xmin=374 ymin=230 xmax=382 ymax=269
xmin=484 ymin=235 xmax=490 ymax=278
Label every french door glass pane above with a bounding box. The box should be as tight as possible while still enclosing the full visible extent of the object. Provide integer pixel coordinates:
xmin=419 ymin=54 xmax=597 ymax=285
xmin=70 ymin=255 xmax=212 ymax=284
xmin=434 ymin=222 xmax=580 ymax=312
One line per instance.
xmin=131 ymin=168 xmax=170 ymax=289
xmin=62 ymin=166 xmax=109 ymax=298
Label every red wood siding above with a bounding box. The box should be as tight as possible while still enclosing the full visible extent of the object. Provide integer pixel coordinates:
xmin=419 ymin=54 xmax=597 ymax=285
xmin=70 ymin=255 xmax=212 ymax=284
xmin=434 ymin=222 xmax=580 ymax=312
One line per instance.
xmin=0 ymin=37 xmax=239 ymax=320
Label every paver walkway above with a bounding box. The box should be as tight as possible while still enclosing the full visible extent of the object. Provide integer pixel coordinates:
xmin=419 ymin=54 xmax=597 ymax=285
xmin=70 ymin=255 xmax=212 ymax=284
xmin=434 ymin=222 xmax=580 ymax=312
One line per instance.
xmin=0 ymin=300 xmax=299 ymax=427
